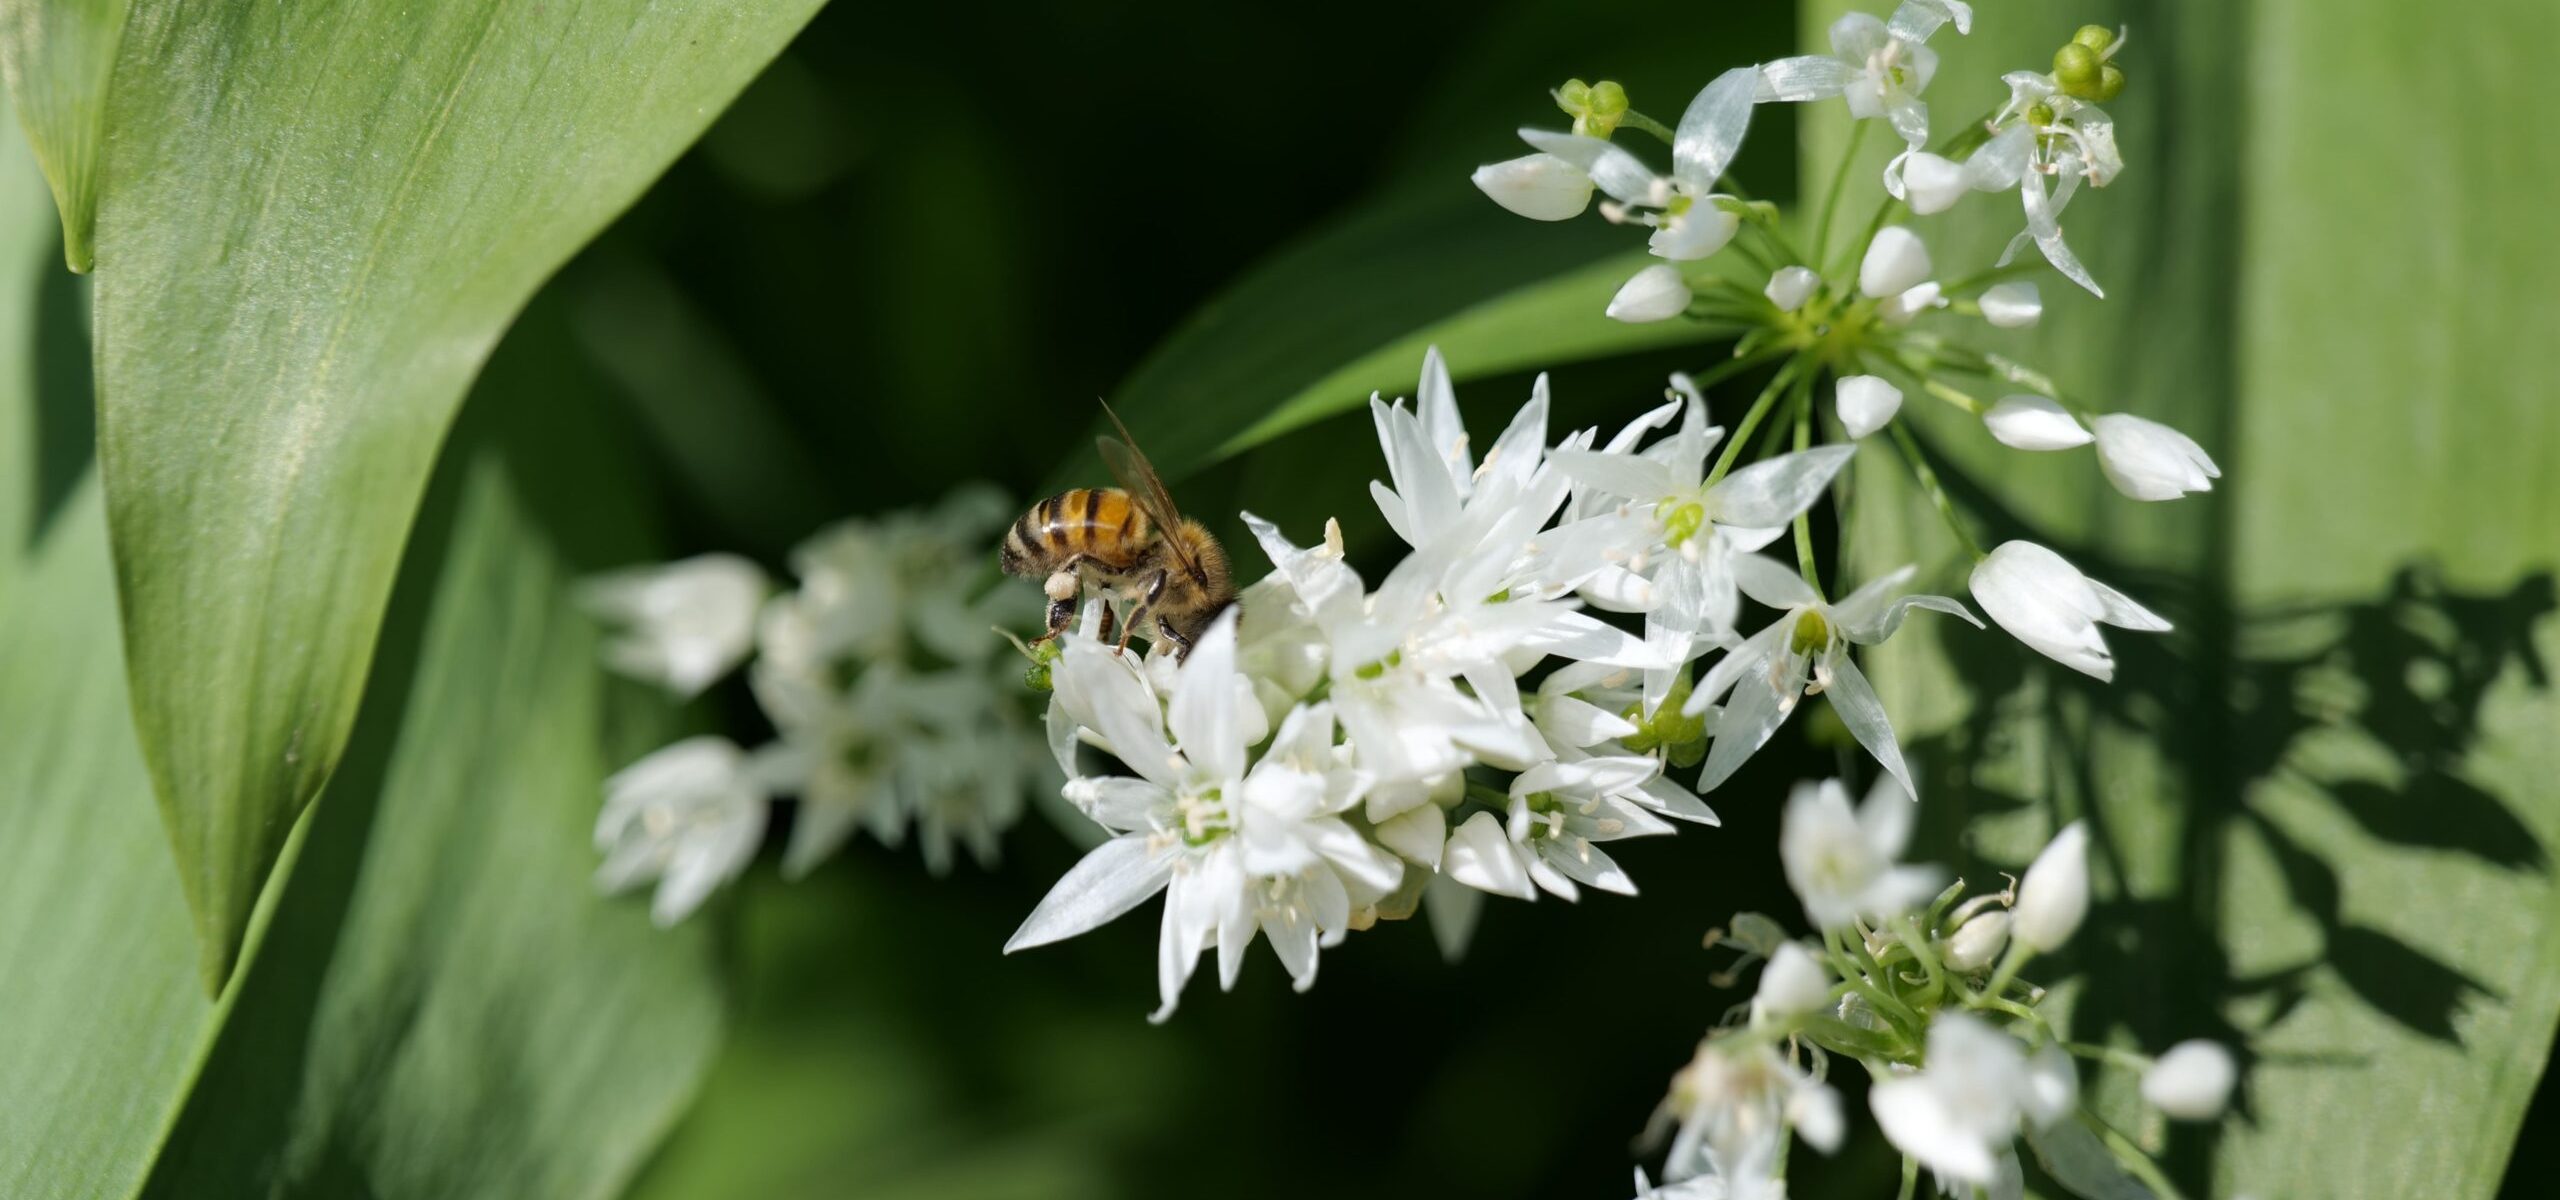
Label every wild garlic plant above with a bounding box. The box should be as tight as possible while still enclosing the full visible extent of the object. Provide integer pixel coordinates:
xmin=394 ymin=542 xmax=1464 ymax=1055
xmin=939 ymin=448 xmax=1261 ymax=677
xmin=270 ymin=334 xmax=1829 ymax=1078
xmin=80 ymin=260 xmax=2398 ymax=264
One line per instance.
xmin=582 ymin=487 xmax=1053 ymax=925
xmin=1632 ymin=779 xmax=2234 ymax=1200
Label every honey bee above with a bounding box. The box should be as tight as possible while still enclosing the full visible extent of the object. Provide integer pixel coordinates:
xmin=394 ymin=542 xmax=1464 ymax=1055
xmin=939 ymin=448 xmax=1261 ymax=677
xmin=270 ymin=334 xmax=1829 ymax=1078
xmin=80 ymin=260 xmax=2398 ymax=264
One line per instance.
xmin=999 ymin=404 xmax=1234 ymax=660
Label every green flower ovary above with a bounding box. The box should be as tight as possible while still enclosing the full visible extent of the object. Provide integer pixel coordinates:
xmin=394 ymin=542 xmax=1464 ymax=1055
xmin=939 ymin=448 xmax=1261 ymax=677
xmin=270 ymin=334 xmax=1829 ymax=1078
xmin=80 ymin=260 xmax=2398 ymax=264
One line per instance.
xmin=1660 ymin=499 xmax=1707 ymax=548
xmin=1556 ymin=78 xmax=1629 ymax=138
xmin=1788 ymin=609 xmax=1834 ymax=658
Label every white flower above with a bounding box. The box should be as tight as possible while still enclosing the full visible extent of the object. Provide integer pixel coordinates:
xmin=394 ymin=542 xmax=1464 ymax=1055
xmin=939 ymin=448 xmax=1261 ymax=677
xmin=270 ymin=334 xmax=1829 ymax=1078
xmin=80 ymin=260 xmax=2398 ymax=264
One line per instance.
xmin=1546 ymin=401 xmax=1859 ymax=701
xmin=582 ymin=553 xmax=770 ymax=697
xmin=1875 ymin=279 xmax=1943 ymax=326
xmin=2143 ymin=1040 xmax=2238 ymax=1120
xmin=1777 ymin=776 xmax=1944 ymax=929
xmin=1835 ymin=376 xmax=1903 ymax=440
xmin=1983 ymin=72 xmax=2126 ymax=296
xmin=1753 ymin=942 xmax=1832 ymax=1021
xmin=1968 ymin=540 xmax=2170 ymax=682
xmin=1611 ymin=264 xmax=1694 ymax=323
xmin=1764 ymin=265 xmax=1820 ymax=311
xmin=1660 ymin=1038 xmax=1844 ymax=1192
xmin=594 ymin=737 xmax=772 ymax=926
xmin=1520 ymin=67 xmax=1761 ymax=264
xmin=1008 ymin=613 xmax=1397 ymax=1021
xmin=1368 ymin=349 xmax=1585 ymax=562
xmin=2011 ymin=821 xmax=2090 ymax=952
xmin=1869 ymin=1013 xmax=2056 ymax=1188
xmin=1943 ymin=909 xmax=2011 ymax=971
xmin=1981 ymin=394 xmax=2091 ymax=450
xmin=1859 ymin=225 xmax=1932 ymax=298
xmin=1689 ymin=558 xmax=1979 ymax=799
xmin=1471 ymin=152 xmax=1595 ymax=221
xmin=1977 ymin=281 xmax=2043 ymax=327
xmin=2092 ymin=413 xmax=2220 ymax=501
xmin=1759 ymin=1 xmax=1974 ymax=147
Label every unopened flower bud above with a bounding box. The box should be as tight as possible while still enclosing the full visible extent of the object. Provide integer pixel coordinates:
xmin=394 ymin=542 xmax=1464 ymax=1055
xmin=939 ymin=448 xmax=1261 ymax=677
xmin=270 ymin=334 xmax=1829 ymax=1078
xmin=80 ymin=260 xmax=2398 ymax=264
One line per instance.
xmin=1900 ymin=152 xmax=1968 ymax=215
xmin=1471 ymin=153 xmax=1595 ymax=222
xmin=1979 ymin=282 xmax=2042 ymax=328
xmin=1982 ymin=394 xmax=2092 ymax=450
xmin=1834 ymin=375 xmax=1902 ymax=440
xmin=1607 ymin=265 xmax=1691 ymax=323
xmin=1765 ymin=265 xmax=1820 ymax=311
xmin=2093 ymin=413 xmax=2220 ymax=501
xmin=2053 ymin=43 xmax=2103 ymax=98
xmin=1859 ymin=225 xmax=1932 ymax=298
xmin=1943 ymin=909 xmax=2010 ymax=971
xmin=2012 ymin=821 xmax=2090 ymax=951
xmin=1754 ymin=942 xmax=1832 ymax=1021
xmin=2142 ymin=1040 xmax=2238 ymax=1120
xmin=2072 ymin=24 xmax=2117 ymax=53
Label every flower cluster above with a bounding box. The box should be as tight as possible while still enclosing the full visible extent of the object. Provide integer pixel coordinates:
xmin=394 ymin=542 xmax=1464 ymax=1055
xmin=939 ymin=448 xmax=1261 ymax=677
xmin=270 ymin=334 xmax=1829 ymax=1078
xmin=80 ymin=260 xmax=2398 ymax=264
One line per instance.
xmin=1631 ymin=778 xmax=2236 ymax=1199
xmin=1002 ymin=331 xmax=2188 ymax=1019
xmin=583 ymin=487 xmax=1052 ymax=925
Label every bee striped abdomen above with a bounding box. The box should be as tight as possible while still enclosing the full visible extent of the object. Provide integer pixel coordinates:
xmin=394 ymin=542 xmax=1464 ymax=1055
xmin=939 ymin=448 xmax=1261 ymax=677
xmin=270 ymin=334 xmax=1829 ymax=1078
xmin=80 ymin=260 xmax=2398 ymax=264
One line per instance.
xmin=999 ymin=487 xmax=1148 ymax=577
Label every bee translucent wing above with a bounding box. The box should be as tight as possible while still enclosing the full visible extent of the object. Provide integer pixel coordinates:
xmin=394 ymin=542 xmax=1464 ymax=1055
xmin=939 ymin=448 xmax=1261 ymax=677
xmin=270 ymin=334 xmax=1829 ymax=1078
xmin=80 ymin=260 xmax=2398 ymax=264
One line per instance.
xmin=1096 ymin=403 xmax=1208 ymax=584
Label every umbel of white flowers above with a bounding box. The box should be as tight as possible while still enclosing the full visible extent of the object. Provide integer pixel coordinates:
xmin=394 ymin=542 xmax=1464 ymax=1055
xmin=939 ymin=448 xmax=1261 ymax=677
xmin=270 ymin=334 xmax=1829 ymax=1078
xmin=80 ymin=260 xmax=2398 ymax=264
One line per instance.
xmin=1634 ymin=778 xmax=2236 ymax=1200
xmin=583 ymin=488 xmax=1055 ymax=925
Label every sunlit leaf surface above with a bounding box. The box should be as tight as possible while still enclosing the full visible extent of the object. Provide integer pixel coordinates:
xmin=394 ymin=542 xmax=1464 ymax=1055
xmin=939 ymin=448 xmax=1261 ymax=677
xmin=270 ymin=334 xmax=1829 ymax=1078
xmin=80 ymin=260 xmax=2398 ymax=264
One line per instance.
xmin=89 ymin=0 xmax=826 ymax=987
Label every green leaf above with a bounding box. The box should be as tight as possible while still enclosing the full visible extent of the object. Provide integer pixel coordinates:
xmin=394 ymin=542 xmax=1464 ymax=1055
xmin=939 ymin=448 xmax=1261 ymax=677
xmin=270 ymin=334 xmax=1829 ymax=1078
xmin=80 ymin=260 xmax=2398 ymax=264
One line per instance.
xmin=0 ymin=0 xmax=126 ymax=271
xmin=1106 ymin=188 xmax=1713 ymax=476
xmin=0 ymin=311 xmax=725 ymax=1195
xmin=88 ymin=0 xmax=825 ymax=989
xmin=1812 ymin=2 xmax=2560 ymax=1196
xmin=0 ymin=98 xmax=56 ymax=576
xmin=0 ymin=485 xmax=208 ymax=1200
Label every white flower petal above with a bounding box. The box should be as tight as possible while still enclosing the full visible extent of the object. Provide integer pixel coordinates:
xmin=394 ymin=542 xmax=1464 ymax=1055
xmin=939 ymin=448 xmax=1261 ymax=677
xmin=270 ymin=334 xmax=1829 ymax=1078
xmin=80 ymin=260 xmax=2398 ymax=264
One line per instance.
xmin=1979 ymin=281 xmax=2042 ymax=328
xmin=2143 ymin=1041 xmax=2238 ymax=1120
xmin=1764 ymin=265 xmax=1821 ymax=311
xmin=1470 ymin=152 xmax=1596 ymax=221
xmin=1859 ymin=226 xmax=1933 ymax=298
xmin=1900 ymin=151 xmax=1968 ymax=215
xmin=2012 ymin=821 xmax=2091 ymax=951
xmin=1445 ymin=810 xmax=1536 ymax=899
xmin=1519 ymin=128 xmax=1666 ymax=207
xmin=2092 ymin=413 xmax=2221 ymax=501
xmin=1608 ymin=264 xmax=1693 ymax=323
xmin=1673 ymin=66 xmax=1761 ymax=187
xmin=1982 ymin=394 xmax=2093 ymax=450
xmin=1834 ymin=374 xmax=1903 ymax=439
xmin=1706 ymin=444 xmax=1857 ymax=528
xmin=1005 ymin=835 xmax=1176 ymax=952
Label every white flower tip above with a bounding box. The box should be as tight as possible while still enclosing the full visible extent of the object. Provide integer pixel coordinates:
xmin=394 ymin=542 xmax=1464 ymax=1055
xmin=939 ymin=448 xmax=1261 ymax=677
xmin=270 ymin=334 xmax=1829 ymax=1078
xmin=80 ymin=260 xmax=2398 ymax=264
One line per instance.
xmin=1607 ymin=264 xmax=1692 ymax=324
xmin=1834 ymin=375 xmax=1903 ymax=439
xmin=2143 ymin=1040 xmax=2238 ymax=1120
xmin=1471 ymin=152 xmax=1596 ymax=222
xmin=1858 ymin=225 xmax=1932 ymax=298
xmin=1901 ymin=152 xmax=1968 ymax=215
xmin=1981 ymin=394 xmax=2092 ymax=451
xmin=1942 ymin=909 xmax=2009 ymax=972
xmin=1753 ymin=941 xmax=1834 ymax=1019
xmin=2012 ymin=820 xmax=2091 ymax=951
xmin=2093 ymin=413 xmax=2222 ymax=501
xmin=1979 ymin=281 xmax=2042 ymax=328
xmin=1764 ymin=264 xmax=1821 ymax=311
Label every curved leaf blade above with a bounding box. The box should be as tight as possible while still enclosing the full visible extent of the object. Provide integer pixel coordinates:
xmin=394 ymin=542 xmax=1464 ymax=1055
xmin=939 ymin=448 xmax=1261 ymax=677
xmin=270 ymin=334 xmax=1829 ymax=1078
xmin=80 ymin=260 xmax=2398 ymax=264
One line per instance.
xmin=92 ymin=0 xmax=825 ymax=989
xmin=0 ymin=0 xmax=126 ymax=271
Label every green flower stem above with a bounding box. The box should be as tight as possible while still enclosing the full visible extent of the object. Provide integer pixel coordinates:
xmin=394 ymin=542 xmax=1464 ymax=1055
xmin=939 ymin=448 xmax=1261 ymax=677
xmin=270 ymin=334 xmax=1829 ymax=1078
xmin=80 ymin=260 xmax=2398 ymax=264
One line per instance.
xmin=1895 ymin=915 xmax=1952 ymax=1006
xmin=1938 ymin=258 xmax=2050 ymax=297
xmin=2060 ymin=1040 xmax=2157 ymax=1073
xmin=1813 ymin=119 xmax=1871 ymax=266
xmin=1703 ymin=355 xmax=1807 ymax=486
xmin=1981 ymin=939 xmax=2036 ymax=1001
xmin=1896 ymin=1156 xmax=1920 ymax=1200
xmin=1791 ymin=381 xmax=1825 ymax=599
xmin=1801 ymin=1011 xmax=1905 ymax=1059
xmin=1621 ymin=108 xmax=1677 ymax=146
xmin=1885 ymin=418 xmax=1985 ymax=560
xmin=2080 ymin=1109 xmax=2191 ymax=1200
xmin=1823 ymin=926 xmax=1925 ymax=1034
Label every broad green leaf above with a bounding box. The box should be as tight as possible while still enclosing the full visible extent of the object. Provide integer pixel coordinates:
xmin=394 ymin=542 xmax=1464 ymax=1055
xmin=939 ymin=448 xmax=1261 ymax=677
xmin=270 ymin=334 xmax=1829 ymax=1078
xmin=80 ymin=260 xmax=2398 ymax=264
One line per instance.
xmin=1107 ymin=188 xmax=1710 ymax=475
xmin=90 ymin=0 xmax=826 ymax=988
xmin=0 ymin=0 xmax=125 ymax=271
xmin=1817 ymin=2 xmax=2560 ymax=1196
xmin=0 ymin=485 xmax=209 ymax=1200
xmin=0 ymin=330 xmax=725 ymax=1197
xmin=0 ymin=97 xmax=53 ymax=575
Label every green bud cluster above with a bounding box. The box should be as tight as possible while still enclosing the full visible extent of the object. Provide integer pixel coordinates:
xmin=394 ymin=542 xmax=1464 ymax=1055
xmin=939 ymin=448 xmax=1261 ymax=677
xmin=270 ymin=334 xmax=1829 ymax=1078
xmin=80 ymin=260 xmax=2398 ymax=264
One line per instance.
xmin=1021 ymin=638 xmax=1062 ymax=692
xmin=2052 ymin=25 xmax=2125 ymax=103
xmin=1555 ymin=78 xmax=1630 ymax=138
xmin=1619 ymin=672 xmax=1709 ymax=768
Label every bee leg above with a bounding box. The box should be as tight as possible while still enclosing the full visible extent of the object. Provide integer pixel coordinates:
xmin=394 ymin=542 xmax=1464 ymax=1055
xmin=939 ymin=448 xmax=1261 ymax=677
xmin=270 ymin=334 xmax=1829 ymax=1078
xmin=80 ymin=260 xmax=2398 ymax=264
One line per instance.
xmin=1096 ymin=602 xmax=1119 ymax=647
xmin=1155 ymin=616 xmax=1193 ymax=662
xmin=1114 ymin=569 xmax=1169 ymax=656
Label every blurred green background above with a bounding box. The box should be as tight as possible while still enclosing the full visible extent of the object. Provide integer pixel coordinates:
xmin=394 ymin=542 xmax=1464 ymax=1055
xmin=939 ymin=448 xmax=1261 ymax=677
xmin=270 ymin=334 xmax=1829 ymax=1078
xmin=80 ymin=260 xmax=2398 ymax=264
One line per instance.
xmin=2 ymin=0 xmax=2553 ymax=1197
